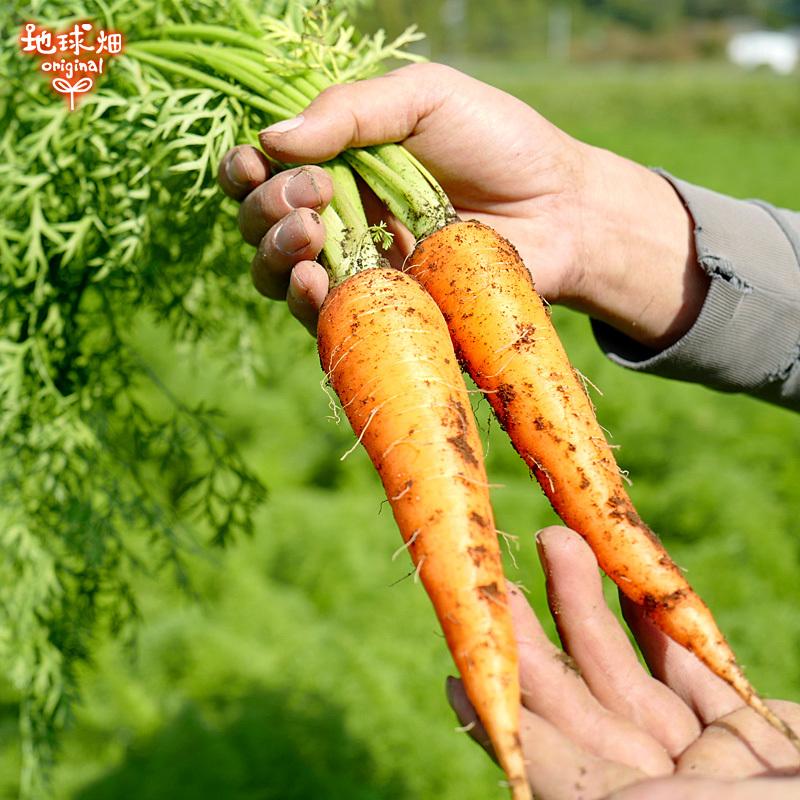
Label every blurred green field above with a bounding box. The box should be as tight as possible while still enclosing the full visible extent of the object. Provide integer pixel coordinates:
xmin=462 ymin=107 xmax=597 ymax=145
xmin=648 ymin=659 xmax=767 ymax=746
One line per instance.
xmin=3 ymin=62 xmax=800 ymax=799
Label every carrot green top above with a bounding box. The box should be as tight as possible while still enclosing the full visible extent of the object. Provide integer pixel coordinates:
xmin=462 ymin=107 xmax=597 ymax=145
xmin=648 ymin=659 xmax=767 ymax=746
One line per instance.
xmin=126 ymin=7 xmax=457 ymax=284
xmin=5 ymin=1 xmax=467 ymax=790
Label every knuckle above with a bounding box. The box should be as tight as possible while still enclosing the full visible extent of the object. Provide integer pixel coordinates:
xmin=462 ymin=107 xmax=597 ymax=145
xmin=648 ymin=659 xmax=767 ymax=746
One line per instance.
xmin=218 ymin=145 xmax=262 ymax=194
xmin=217 ymin=148 xmax=239 ymax=192
xmin=238 ymin=183 xmax=280 ymax=244
xmin=237 ymin=201 xmax=249 ymax=236
xmin=397 ymin=61 xmax=454 ymax=81
xmin=250 ymin=255 xmax=287 ymax=300
xmin=237 ymin=201 xmax=255 ymax=242
xmin=314 ymin=82 xmax=348 ymax=105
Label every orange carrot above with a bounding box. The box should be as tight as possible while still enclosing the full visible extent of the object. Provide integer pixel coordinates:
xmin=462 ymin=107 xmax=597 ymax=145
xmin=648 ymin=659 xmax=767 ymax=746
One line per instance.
xmin=407 ymin=219 xmax=800 ymax=748
xmin=317 ymin=266 xmax=531 ymax=799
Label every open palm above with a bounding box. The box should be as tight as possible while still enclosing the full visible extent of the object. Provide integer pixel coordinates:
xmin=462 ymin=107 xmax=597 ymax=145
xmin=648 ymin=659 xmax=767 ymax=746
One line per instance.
xmin=447 ymin=526 xmax=800 ymax=799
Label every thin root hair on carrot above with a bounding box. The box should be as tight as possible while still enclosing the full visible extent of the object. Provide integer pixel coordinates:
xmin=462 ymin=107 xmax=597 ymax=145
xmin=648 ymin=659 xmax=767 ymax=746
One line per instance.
xmin=497 ymin=530 xmax=520 ymax=569
xmin=391 ymin=528 xmax=421 ymax=561
xmin=531 ymin=459 xmax=555 ymax=494
xmin=380 ymin=435 xmax=418 ymax=461
xmin=390 ymin=481 xmax=414 ymax=501
xmin=455 ymin=721 xmax=477 ymax=734
xmin=481 ymin=425 xmax=492 ymax=461
xmin=455 ymin=474 xmax=505 ymax=490
xmin=599 ymin=422 xmax=615 ymax=439
xmin=574 ymin=367 xmax=604 ymax=398
xmin=339 ymin=402 xmax=385 ymax=461
xmin=324 ymin=344 xmax=359 ymax=387
xmin=388 ymin=567 xmax=418 ymax=587
xmin=464 ymin=385 xmax=500 ymax=396
xmin=479 ymin=350 xmax=521 ymax=381
xmin=402 ymin=374 xmax=487 ymax=395
xmin=413 ymin=555 xmax=426 ymax=584
xmin=319 ymin=375 xmax=343 ymax=424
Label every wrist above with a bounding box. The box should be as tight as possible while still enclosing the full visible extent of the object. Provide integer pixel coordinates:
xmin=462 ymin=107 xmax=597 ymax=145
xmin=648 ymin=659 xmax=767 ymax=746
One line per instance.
xmin=565 ymin=145 xmax=709 ymax=350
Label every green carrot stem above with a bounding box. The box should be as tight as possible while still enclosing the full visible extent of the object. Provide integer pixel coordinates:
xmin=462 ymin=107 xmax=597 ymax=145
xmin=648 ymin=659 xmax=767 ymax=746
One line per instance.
xmin=259 ymin=68 xmax=454 ymax=237
xmin=161 ymin=19 xmax=290 ymax=64
xmin=123 ymin=46 xmax=288 ymax=117
xmin=320 ymin=160 xmax=383 ymax=284
xmin=214 ymin=48 xmax=313 ymax=109
xmin=147 ymin=24 xmax=265 ymax=51
xmin=293 ymin=74 xmax=325 ymax=103
xmin=382 ymin=146 xmax=455 ymax=219
xmin=130 ymin=25 xmax=456 ymax=246
xmin=342 ymin=148 xmax=447 ymax=239
xmin=304 ymin=71 xmax=332 ymax=94
xmin=129 ymin=41 xmax=304 ymax=114
xmin=281 ymin=49 xmax=454 ymax=236
xmin=147 ymin=29 xmax=319 ymax=107
xmin=318 ymin=204 xmax=351 ymax=284
xmin=193 ymin=45 xmax=312 ymax=107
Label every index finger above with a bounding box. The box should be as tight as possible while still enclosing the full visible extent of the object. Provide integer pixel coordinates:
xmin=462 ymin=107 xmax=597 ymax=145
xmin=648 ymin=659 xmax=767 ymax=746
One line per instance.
xmin=619 ymin=594 xmax=743 ymax=725
xmin=536 ymin=526 xmax=701 ymax=757
xmin=217 ymin=144 xmax=272 ymax=201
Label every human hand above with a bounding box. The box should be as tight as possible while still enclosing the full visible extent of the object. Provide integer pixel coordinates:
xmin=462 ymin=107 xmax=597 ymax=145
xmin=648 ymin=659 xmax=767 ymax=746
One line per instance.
xmin=219 ymin=63 xmax=708 ymax=344
xmin=446 ymin=526 xmax=800 ymax=799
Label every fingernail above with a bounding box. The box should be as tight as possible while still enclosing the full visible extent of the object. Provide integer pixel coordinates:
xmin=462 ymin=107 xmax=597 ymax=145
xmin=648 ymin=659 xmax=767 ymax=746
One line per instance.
xmin=260 ymin=115 xmax=304 ymax=136
xmin=273 ymin=212 xmax=311 ymax=255
xmin=286 ymin=275 xmax=307 ymax=309
xmin=226 ymin=151 xmax=251 ymax=185
xmin=284 ymin=168 xmax=322 ymax=209
xmin=291 ymin=269 xmax=308 ymax=293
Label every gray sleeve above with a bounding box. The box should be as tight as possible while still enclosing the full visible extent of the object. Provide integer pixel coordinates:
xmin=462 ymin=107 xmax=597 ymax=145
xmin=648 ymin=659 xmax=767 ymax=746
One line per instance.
xmin=592 ymin=171 xmax=800 ymax=410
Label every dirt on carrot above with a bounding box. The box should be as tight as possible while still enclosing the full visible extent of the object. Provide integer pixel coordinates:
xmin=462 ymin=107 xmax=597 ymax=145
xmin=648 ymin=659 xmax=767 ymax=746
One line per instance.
xmin=317 ymin=266 xmax=531 ymax=799
xmin=407 ymin=219 xmax=800 ymax=750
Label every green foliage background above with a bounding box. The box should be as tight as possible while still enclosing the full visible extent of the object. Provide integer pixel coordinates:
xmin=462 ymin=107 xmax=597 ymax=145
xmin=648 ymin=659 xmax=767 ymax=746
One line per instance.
xmin=360 ymin=0 xmax=800 ymax=61
xmin=2 ymin=19 xmax=800 ymax=800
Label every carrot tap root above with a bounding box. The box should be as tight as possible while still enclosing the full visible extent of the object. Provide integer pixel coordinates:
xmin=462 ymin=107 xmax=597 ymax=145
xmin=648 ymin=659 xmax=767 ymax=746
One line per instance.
xmin=318 ymin=266 xmax=532 ymax=798
xmin=407 ymin=218 xmax=800 ymax=754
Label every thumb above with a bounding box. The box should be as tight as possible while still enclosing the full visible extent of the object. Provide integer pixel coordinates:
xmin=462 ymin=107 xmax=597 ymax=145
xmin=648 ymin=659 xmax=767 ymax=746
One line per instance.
xmin=258 ymin=63 xmax=449 ymax=163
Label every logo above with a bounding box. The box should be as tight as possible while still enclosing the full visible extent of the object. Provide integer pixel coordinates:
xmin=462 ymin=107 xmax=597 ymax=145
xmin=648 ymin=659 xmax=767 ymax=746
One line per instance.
xmin=19 ymin=22 xmax=125 ymax=110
